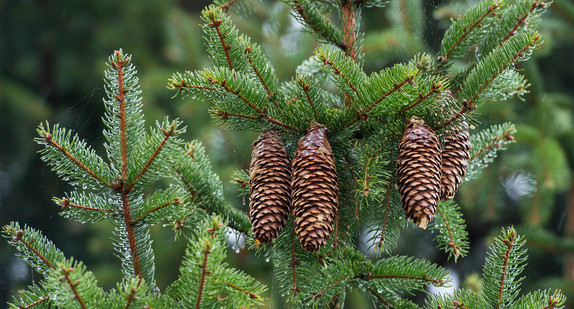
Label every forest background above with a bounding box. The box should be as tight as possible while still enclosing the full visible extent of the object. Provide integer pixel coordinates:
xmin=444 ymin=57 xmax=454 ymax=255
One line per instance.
xmin=1 ymin=0 xmax=574 ymax=307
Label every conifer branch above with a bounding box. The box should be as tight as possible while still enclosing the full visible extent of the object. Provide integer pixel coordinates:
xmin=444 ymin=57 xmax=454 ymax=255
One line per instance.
xmin=131 ymin=198 xmax=181 ymax=224
xmin=470 ymin=130 xmax=514 ymax=162
xmin=378 ymin=187 xmax=391 ymax=249
xmin=124 ymin=286 xmax=138 ymax=309
xmin=298 ymin=78 xmax=319 ymax=120
xmin=207 ymin=76 xmax=301 ymax=132
xmin=245 ymin=46 xmax=274 ymax=100
xmin=311 ymin=276 xmax=348 ymax=301
xmin=468 ymin=34 xmax=540 ymax=106
xmin=8 ymin=227 xmax=55 ymax=270
xmin=60 ymin=266 xmax=87 ymax=309
xmin=500 ymin=1 xmax=547 ymax=46
xmin=195 ymin=228 xmax=216 ymax=309
xmin=206 ymin=12 xmax=234 ymax=70
xmin=19 ymin=295 xmax=51 ymax=308
xmin=290 ymin=229 xmax=299 ymax=297
xmin=436 ymin=207 xmax=461 ymax=259
xmin=114 ymin=52 xmax=130 ymax=181
xmin=174 ymin=166 xmax=245 ymax=233
xmin=291 ymin=1 xmax=345 ymax=48
xmin=398 ymin=81 xmax=442 ymax=113
xmin=217 ymin=0 xmax=238 ymax=12
xmin=318 ymin=55 xmax=360 ymax=101
xmin=366 ymin=273 xmax=445 ymax=286
xmin=341 ymin=1 xmax=358 ymax=60
xmin=40 ymin=133 xmax=108 ymax=186
xmin=121 ymin=192 xmax=142 ymax=278
xmin=440 ymin=4 xmax=500 ymax=66
xmin=364 ymin=285 xmax=394 ymax=308
xmin=224 ymin=282 xmax=262 ymax=300
xmin=497 ymin=230 xmax=516 ymax=309
xmin=127 ymin=124 xmax=177 ymax=190
xmin=58 ymin=198 xmax=118 ymax=213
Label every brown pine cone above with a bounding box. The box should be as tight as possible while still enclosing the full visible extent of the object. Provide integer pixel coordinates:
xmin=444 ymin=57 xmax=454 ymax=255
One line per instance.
xmin=292 ymin=123 xmax=338 ymax=252
xmin=396 ymin=117 xmax=441 ymax=229
xmin=440 ymin=123 xmax=471 ymax=200
xmin=249 ymin=130 xmax=292 ymax=244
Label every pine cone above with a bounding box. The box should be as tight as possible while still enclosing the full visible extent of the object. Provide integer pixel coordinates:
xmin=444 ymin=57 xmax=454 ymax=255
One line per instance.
xmin=249 ymin=130 xmax=292 ymax=244
xmin=396 ymin=117 xmax=441 ymax=229
xmin=440 ymin=123 xmax=471 ymax=200
xmin=292 ymin=123 xmax=338 ymax=252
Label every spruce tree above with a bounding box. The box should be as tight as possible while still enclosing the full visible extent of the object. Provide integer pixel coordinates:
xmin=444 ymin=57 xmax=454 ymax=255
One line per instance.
xmin=3 ymin=0 xmax=568 ymax=308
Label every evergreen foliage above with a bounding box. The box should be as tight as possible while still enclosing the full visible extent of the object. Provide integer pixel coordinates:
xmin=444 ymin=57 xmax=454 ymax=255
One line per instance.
xmin=4 ymin=0 xmax=567 ymax=308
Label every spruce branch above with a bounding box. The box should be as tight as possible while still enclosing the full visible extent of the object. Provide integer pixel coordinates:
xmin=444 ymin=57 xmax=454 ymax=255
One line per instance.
xmin=58 ymin=197 xmax=118 ymax=213
xmin=121 ymin=192 xmax=142 ymax=279
xmin=18 ymin=295 xmax=51 ymax=309
xmin=114 ymin=50 xmax=130 ymax=181
xmin=439 ymin=0 xmax=502 ymax=66
xmin=127 ymin=123 xmax=177 ymax=190
xmin=131 ymin=197 xmax=182 ymax=224
xmin=431 ymin=201 xmax=470 ymax=262
xmin=59 ymin=266 xmax=87 ymax=309
xmin=245 ymin=45 xmax=274 ymax=100
xmin=398 ymin=81 xmax=443 ymax=113
xmin=195 ymin=227 xmax=216 ymax=309
xmin=291 ymin=228 xmax=300 ymax=297
xmin=501 ymin=1 xmax=548 ymax=45
xmin=298 ymin=76 xmax=319 ymax=120
xmin=37 ymin=126 xmax=109 ymax=187
xmin=341 ymin=0 xmax=358 ymax=60
xmin=5 ymin=226 xmax=55 ymax=271
xmin=206 ymin=11 xmax=234 ymax=70
xmin=466 ymin=123 xmax=516 ymax=181
xmin=286 ymin=0 xmax=345 ymax=48
xmin=378 ymin=187 xmax=391 ymax=249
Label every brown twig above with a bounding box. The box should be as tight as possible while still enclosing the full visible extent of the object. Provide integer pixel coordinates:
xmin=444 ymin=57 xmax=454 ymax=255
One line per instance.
xmin=497 ymin=231 xmax=516 ymax=309
xmin=112 ymin=51 xmax=142 ymax=279
xmin=59 ymin=198 xmax=117 ymax=213
xmin=130 ymin=198 xmax=181 ymax=224
xmin=439 ymin=4 xmax=500 ymax=66
xmin=500 ymin=1 xmax=547 ymax=46
xmin=18 ymin=295 xmax=51 ymax=308
xmin=127 ymin=124 xmax=177 ymax=190
xmin=311 ymin=276 xmax=349 ymax=301
xmin=196 ymin=228 xmax=217 ymax=309
xmin=225 ymin=282 xmax=262 ymax=300
xmin=319 ymin=55 xmax=359 ymax=106
xmin=124 ymin=285 xmax=139 ymax=309
xmin=436 ymin=206 xmax=461 ymax=259
xmin=9 ymin=228 xmax=55 ymax=270
xmin=61 ymin=266 xmax=87 ymax=309
xmin=398 ymin=82 xmax=442 ymax=113
xmin=440 ymin=34 xmax=540 ymax=130
xmin=366 ymin=273 xmax=445 ymax=286
xmin=245 ymin=46 xmax=275 ymax=101
xmin=363 ymin=284 xmax=394 ymax=308
xmin=206 ymin=12 xmax=234 ymax=70
xmin=217 ymin=0 xmax=238 ymax=12
xmin=341 ymin=1 xmax=357 ymax=61
xmin=469 ymin=129 xmax=514 ymax=162
xmin=290 ymin=228 xmax=299 ymax=297
xmin=41 ymin=134 xmax=108 ymax=186
xmin=299 ymin=78 xmax=319 ymax=120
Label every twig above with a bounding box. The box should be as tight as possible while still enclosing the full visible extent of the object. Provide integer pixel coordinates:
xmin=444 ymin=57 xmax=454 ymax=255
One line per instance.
xmin=18 ymin=295 xmax=51 ymax=308
xmin=290 ymin=228 xmax=299 ymax=297
xmin=398 ymin=82 xmax=442 ymax=113
xmin=497 ymin=230 xmax=516 ymax=309
xmin=9 ymin=228 xmax=55 ymax=270
xmin=131 ymin=198 xmax=181 ymax=224
xmin=59 ymin=198 xmax=118 ymax=213
xmin=217 ymin=0 xmax=238 ymax=12
xmin=436 ymin=206 xmax=461 ymax=259
xmin=311 ymin=276 xmax=349 ymax=301
xmin=206 ymin=12 xmax=234 ymax=70
xmin=127 ymin=124 xmax=177 ymax=190
xmin=378 ymin=187 xmax=391 ymax=249
xmin=41 ymin=134 xmax=108 ymax=186
xmin=299 ymin=78 xmax=319 ymax=120
xmin=61 ymin=266 xmax=87 ymax=309
xmin=245 ymin=46 xmax=275 ymax=102
xmin=225 ymin=282 xmax=262 ymax=300
xmin=439 ymin=4 xmax=500 ymax=66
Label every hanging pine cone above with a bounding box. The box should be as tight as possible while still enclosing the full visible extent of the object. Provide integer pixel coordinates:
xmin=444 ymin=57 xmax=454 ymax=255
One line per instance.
xmin=440 ymin=123 xmax=471 ymax=200
xmin=249 ymin=130 xmax=292 ymax=244
xmin=292 ymin=123 xmax=338 ymax=252
xmin=396 ymin=116 xmax=441 ymax=229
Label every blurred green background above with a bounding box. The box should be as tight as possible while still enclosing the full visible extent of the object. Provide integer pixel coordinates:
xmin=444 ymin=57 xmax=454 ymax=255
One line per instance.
xmin=1 ymin=0 xmax=573 ymax=307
